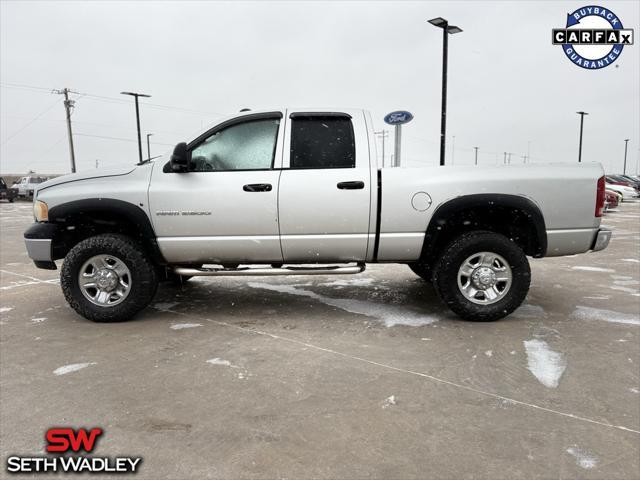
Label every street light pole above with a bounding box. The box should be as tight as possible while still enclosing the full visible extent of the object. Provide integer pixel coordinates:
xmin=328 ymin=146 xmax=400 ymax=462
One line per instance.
xmin=428 ymin=17 xmax=462 ymax=166
xmin=146 ymin=133 xmax=154 ymax=160
xmin=576 ymin=111 xmax=588 ymax=163
xmin=623 ymin=138 xmax=629 ymax=174
xmin=474 ymin=146 xmax=478 ymax=165
xmin=121 ymin=91 xmax=151 ymax=164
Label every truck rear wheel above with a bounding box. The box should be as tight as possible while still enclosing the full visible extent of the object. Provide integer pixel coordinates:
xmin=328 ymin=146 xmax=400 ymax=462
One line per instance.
xmin=432 ymin=231 xmax=530 ymax=321
xmin=61 ymin=234 xmax=158 ymax=322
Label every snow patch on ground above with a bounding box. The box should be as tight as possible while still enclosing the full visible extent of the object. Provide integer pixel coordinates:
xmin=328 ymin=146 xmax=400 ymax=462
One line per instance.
xmin=566 ymin=446 xmax=598 ymax=469
xmin=0 ymin=307 xmax=13 ymax=313
xmin=247 ymin=282 xmax=439 ymax=327
xmin=206 ymin=358 xmax=232 ymax=366
xmin=484 ymin=350 xmax=493 ymax=357
xmin=571 ymin=266 xmax=615 ymax=273
xmin=320 ymin=278 xmax=374 ymax=287
xmin=53 ymin=363 xmax=96 ymax=376
xmin=609 ymin=285 xmax=640 ymax=296
xmin=523 ymin=339 xmax=566 ymax=388
xmin=622 ymin=258 xmax=640 ymax=263
xmin=170 ymin=323 xmax=202 ymax=330
xmin=31 ymin=317 xmax=47 ymax=323
xmin=630 ymin=387 xmax=639 ymax=394
xmin=153 ymin=302 xmax=179 ymax=311
xmin=572 ymin=306 xmax=640 ymax=326
xmin=206 ymin=357 xmax=245 ymax=378
xmin=382 ymin=395 xmax=396 ymax=408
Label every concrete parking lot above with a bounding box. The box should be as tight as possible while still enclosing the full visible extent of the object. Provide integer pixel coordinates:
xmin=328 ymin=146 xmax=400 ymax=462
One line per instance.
xmin=1 ymin=199 xmax=638 ymax=479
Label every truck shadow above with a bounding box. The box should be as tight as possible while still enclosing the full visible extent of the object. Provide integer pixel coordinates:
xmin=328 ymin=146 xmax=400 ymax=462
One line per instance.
xmin=147 ymin=276 xmax=455 ymax=328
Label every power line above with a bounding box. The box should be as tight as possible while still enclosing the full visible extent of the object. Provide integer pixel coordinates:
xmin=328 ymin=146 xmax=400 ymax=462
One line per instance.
xmin=1 ymin=98 xmax=60 ymax=146
xmin=0 ymin=113 xmax=192 ymax=137
xmin=74 ymin=132 xmax=175 ymax=147
xmin=1 ymin=81 xmax=224 ymax=117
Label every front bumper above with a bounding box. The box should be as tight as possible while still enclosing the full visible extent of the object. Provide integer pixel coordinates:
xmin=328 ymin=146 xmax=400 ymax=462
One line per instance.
xmin=24 ymin=223 xmax=60 ymax=268
xmin=591 ymin=228 xmax=612 ymax=252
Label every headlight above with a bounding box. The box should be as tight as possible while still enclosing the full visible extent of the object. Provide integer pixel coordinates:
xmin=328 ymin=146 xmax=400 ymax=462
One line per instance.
xmin=34 ymin=200 xmax=49 ymax=222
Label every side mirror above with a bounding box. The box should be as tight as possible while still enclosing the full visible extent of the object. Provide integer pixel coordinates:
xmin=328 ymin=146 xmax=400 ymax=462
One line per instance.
xmin=170 ymin=142 xmax=191 ymax=172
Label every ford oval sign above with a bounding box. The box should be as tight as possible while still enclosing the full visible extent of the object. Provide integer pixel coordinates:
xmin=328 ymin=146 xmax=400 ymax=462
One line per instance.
xmin=384 ymin=111 xmax=414 ymax=125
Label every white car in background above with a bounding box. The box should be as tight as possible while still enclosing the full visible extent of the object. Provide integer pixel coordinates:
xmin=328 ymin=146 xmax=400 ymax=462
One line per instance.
xmin=606 ymin=183 xmax=639 ymax=201
xmin=12 ymin=175 xmax=48 ymax=198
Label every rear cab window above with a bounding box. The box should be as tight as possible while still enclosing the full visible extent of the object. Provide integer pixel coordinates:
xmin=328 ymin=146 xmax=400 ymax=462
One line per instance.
xmin=288 ymin=114 xmax=356 ymax=169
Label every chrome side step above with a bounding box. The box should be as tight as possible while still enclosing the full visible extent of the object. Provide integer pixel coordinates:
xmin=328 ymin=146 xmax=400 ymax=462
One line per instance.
xmin=173 ymin=263 xmax=366 ymax=277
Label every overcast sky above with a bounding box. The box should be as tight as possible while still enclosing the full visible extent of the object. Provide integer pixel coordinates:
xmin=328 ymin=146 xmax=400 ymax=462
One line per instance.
xmin=1 ymin=0 xmax=638 ymax=174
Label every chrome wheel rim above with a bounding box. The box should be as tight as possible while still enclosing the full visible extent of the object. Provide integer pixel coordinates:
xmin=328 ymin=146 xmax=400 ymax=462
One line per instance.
xmin=457 ymin=251 xmax=512 ymax=305
xmin=78 ymin=254 xmax=131 ymax=307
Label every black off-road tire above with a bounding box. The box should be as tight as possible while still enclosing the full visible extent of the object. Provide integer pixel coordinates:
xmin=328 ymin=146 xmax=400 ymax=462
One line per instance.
xmin=61 ymin=234 xmax=158 ymax=322
xmin=432 ymin=231 xmax=530 ymax=322
xmin=408 ymin=262 xmax=431 ymax=282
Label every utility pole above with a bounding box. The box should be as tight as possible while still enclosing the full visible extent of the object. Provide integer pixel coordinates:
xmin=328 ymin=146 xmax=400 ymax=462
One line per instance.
xmin=121 ymin=91 xmax=151 ymax=164
xmin=576 ymin=111 xmax=588 ymax=162
xmin=95 ymin=159 xmax=99 ymax=169
xmin=146 ymin=133 xmax=154 ymax=160
xmin=623 ymin=138 xmax=629 ymax=174
xmin=507 ymin=152 xmax=512 ymax=164
xmin=53 ymin=88 xmax=77 ymax=173
xmin=503 ymin=152 xmax=507 ymax=164
xmin=474 ymin=146 xmax=478 ymax=165
xmin=375 ymin=130 xmax=388 ymax=167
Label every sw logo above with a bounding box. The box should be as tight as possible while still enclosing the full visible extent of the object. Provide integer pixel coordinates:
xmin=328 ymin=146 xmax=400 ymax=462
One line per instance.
xmin=6 ymin=427 xmax=142 ymax=474
xmin=552 ymin=5 xmax=634 ymax=69
xmin=46 ymin=427 xmax=103 ymax=453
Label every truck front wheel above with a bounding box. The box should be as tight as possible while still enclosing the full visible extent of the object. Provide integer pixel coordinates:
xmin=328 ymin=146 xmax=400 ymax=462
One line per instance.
xmin=432 ymin=231 xmax=530 ymax=321
xmin=61 ymin=234 xmax=158 ymax=322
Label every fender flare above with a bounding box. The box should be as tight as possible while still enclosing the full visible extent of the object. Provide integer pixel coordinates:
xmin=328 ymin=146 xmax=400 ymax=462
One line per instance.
xmin=48 ymin=198 xmax=165 ymax=263
xmin=420 ymin=193 xmax=548 ymax=261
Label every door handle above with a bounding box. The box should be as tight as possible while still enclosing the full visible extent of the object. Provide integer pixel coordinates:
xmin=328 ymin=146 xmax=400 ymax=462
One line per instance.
xmin=243 ymin=183 xmax=272 ymax=192
xmin=337 ymin=181 xmax=365 ymax=190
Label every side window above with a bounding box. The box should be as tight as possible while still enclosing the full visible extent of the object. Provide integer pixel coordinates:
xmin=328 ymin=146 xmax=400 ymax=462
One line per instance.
xmin=190 ymin=118 xmax=280 ymax=172
xmin=290 ymin=116 xmax=355 ymax=169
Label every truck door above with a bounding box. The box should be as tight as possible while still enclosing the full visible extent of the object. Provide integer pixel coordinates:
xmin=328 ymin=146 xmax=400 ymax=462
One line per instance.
xmin=148 ymin=112 xmax=285 ymax=264
xmin=278 ymin=111 xmax=372 ymax=262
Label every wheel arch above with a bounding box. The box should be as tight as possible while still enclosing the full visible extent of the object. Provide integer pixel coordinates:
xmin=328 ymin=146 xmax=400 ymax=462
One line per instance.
xmin=47 ymin=198 xmax=165 ymax=264
xmin=418 ymin=193 xmax=547 ymax=268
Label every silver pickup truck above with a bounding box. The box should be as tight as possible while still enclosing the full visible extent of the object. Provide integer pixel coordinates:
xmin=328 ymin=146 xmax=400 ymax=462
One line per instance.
xmin=24 ymin=108 xmax=611 ymax=323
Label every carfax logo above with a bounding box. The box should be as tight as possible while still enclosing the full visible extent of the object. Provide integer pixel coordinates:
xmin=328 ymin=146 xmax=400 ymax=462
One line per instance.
xmin=552 ymin=5 xmax=634 ymax=69
xmin=6 ymin=427 xmax=142 ymax=474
